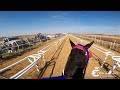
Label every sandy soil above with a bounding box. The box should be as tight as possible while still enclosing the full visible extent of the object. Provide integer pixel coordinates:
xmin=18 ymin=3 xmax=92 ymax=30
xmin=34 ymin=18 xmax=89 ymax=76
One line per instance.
xmin=0 ymin=36 xmax=64 ymax=78
xmin=73 ymin=35 xmax=120 ymax=79
xmin=0 ymin=34 xmax=120 ymax=79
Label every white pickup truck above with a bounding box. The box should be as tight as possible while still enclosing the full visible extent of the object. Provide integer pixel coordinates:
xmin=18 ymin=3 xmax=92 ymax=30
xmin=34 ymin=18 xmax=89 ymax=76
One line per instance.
xmin=1 ymin=37 xmax=23 ymax=47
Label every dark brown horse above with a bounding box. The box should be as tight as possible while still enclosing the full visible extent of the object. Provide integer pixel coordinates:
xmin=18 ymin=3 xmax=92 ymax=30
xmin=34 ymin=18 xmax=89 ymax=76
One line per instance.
xmin=64 ymin=39 xmax=94 ymax=79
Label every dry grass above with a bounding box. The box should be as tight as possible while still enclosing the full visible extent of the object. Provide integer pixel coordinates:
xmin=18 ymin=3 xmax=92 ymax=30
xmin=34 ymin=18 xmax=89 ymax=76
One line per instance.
xmin=75 ymin=34 xmax=120 ymax=53
xmin=84 ymin=34 xmax=120 ymax=44
xmin=18 ymin=35 xmax=36 ymax=40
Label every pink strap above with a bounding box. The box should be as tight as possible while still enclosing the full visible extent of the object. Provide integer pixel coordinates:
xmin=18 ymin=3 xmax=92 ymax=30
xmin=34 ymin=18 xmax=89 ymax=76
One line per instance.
xmin=73 ymin=45 xmax=86 ymax=52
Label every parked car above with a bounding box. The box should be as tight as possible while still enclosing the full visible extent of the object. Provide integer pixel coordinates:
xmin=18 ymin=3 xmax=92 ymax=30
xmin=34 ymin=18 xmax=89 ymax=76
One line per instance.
xmin=1 ymin=36 xmax=20 ymax=46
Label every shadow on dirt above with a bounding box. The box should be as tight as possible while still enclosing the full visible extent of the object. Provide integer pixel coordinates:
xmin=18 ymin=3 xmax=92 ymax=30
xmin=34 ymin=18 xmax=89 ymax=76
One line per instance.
xmin=92 ymin=52 xmax=120 ymax=79
xmin=37 ymin=38 xmax=66 ymax=78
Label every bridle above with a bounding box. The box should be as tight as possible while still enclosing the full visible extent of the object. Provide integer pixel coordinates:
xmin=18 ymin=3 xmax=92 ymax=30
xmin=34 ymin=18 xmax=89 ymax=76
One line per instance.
xmin=37 ymin=44 xmax=91 ymax=79
xmin=73 ymin=44 xmax=90 ymax=64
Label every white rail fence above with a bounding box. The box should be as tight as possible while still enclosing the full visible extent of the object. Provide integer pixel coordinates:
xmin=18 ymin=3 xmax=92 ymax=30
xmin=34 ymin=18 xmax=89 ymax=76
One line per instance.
xmin=77 ymin=35 xmax=120 ymax=53
xmin=0 ymin=35 xmax=67 ymax=79
xmin=70 ymin=34 xmax=120 ymax=75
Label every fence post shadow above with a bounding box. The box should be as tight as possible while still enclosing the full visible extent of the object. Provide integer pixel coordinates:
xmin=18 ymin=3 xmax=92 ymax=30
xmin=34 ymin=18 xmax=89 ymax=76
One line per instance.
xmin=92 ymin=52 xmax=120 ymax=79
xmin=38 ymin=37 xmax=66 ymax=78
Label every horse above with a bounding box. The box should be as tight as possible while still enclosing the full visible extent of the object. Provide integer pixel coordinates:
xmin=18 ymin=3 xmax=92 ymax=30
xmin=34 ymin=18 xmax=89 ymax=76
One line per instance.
xmin=36 ymin=39 xmax=94 ymax=80
xmin=64 ymin=39 xmax=94 ymax=79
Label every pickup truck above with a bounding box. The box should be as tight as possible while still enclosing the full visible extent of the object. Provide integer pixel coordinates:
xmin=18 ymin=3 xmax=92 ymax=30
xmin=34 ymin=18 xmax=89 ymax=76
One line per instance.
xmin=1 ymin=37 xmax=26 ymax=48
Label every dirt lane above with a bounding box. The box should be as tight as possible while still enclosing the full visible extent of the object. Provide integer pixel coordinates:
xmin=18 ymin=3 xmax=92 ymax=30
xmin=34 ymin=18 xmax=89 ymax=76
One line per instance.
xmin=52 ymin=36 xmax=71 ymax=77
xmin=0 ymin=36 xmax=65 ymax=78
xmin=72 ymin=35 xmax=120 ymax=79
xmin=0 ymin=34 xmax=120 ymax=79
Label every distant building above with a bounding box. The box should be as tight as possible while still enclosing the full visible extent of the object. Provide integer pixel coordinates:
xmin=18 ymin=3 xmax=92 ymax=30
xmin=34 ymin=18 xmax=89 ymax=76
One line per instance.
xmin=63 ymin=33 xmax=67 ymax=35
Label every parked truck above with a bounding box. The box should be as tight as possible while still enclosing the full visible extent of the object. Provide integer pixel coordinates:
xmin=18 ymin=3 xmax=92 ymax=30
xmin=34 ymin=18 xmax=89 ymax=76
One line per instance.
xmin=1 ymin=36 xmax=20 ymax=46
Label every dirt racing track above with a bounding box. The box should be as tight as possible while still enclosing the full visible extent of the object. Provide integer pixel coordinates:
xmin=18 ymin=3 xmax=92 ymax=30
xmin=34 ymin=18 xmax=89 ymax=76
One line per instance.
xmin=0 ymin=34 xmax=120 ymax=79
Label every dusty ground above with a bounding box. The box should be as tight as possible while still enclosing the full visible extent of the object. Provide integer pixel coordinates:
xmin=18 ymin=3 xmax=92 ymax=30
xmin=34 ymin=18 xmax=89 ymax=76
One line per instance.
xmin=72 ymin=35 xmax=120 ymax=79
xmin=0 ymin=36 xmax=64 ymax=78
xmin=0 ymin=34 xmax=120 ymax=79
xmin=21 ymin=35 xmax=120 ymax=79
xmin=18 ymin=35 xmax=36 ymax=40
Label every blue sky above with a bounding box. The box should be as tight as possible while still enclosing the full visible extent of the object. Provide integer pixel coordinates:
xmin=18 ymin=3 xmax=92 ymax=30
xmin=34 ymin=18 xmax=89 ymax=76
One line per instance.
xmin=0 ymin=11 xmax=120 ymax=37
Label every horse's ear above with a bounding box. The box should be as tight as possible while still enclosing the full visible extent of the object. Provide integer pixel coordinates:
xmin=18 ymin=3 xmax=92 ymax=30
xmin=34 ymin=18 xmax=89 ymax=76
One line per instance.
xmin=69 ymin=39 xmax=75 ymax=48
xmin=84 ymin=41 xmax=94 ymax=49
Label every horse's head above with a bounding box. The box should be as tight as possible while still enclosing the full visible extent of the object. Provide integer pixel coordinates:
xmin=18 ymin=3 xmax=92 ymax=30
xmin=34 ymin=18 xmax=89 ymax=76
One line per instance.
xmin=64 ymin=39 xmax=94 ymax=79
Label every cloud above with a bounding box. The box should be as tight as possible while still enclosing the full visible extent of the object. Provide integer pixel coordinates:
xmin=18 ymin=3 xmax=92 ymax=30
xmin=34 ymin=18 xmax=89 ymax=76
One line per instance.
xmin=38 ymin=12 xmax=77 ymax=26
xmin=51 ymin=15 xmax=58 ymax=18
xmin=40 ymin=12 xmax=74 ymax=24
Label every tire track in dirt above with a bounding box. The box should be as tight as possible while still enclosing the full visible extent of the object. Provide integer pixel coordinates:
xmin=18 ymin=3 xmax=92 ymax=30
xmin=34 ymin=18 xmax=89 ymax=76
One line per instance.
xmin=37 ymin=37 xmax=67 ymax=78
xmin=19 ymin=36 xmax=67 ymax=79
xmin=1 ymin=34 xmax=120 ymax=79
xmin=22 ymin=35 xmax=71 ymax=79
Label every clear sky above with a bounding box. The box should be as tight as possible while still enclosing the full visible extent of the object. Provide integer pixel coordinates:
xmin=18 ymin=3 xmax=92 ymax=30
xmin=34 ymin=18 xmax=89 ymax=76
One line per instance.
xmin=0 ymin=11 xmax=120 ymax=37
